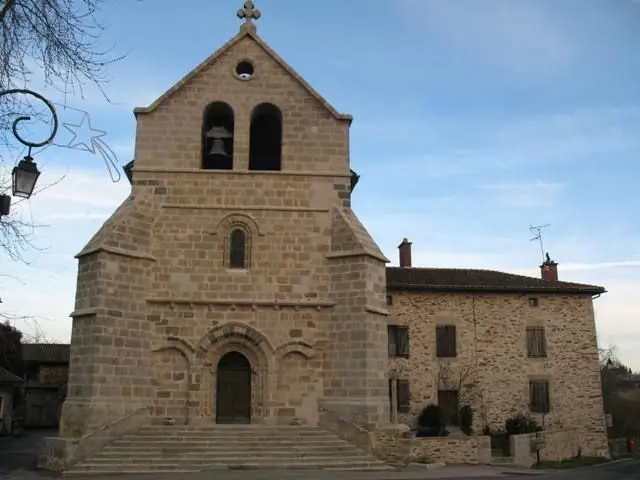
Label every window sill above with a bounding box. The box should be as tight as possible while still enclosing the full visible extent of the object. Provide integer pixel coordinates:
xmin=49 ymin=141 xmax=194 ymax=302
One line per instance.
xmin=226 ymin=268 xmax=248 ymax=273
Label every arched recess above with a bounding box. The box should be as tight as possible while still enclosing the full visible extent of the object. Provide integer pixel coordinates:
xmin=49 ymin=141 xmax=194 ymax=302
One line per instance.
xmin=202 ymin=101 xmax=234 ymax=170
xmin=275 ymin=341 xmax=313 ymax=360
xmin=151 ymin=346 xmax=190 ymax=422
xmin=198 ymin=322 xmax=275 ymax=355
xmin=214 ymin=212 xmax=264 ymax=237
xmin=198 ymin=322 xmax=275 ymax=423
xmin=249 ymin=103 xmax=282 ymax=171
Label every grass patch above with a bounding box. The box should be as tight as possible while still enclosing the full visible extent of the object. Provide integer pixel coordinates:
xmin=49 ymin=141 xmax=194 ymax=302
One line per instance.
xmin=532 ymin=456 xmax=610 ymax=469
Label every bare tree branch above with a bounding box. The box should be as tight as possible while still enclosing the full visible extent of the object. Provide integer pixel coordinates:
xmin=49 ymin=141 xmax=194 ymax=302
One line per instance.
xmin=0 ymin=0 xmax=128 ymax=263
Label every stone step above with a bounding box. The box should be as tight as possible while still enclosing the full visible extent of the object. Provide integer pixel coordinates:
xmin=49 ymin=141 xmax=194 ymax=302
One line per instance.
xmin=490 ymin=456 xmax=515 ymax=465
xmin=130 ymin=430 xmax=335 ymax=438
xmin=139 ymin=426 xmax=324 ymax=433
xmin=78 ymin=454 xmax=372 ymax=468
xmin=64 ymin=425 xmax=392 ymax=474
xmin=112 ymin=439 xmax=349 ymax=447
xmin=99 ymin=445 xmax=366 ymax=456
xmin=67 ymin=460 xmax=393 ymax=474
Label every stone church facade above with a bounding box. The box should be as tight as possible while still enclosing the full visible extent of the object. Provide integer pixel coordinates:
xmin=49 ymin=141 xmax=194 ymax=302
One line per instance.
xmin=57 ymin=1 xmax=608 ymax=460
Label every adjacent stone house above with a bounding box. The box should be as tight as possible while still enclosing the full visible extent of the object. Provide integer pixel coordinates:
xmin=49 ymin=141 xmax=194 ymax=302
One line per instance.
xmin=55 ymin=0 xmax=608 ymax=462
xmin=386 ymin=240 xmax=608 ymax=454
xmin=22 ymin=344 xmax=69 ymax=428
xmin=0 ymin=366 xmax=23 ymax=435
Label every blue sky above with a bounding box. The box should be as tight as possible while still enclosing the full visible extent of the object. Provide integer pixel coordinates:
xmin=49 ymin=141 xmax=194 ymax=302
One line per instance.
xmin=1 ymin=0 xmax=639 ymax=369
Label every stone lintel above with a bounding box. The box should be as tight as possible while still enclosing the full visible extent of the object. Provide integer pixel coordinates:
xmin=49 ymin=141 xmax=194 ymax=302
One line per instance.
xmin=133 ymin=166 xmax=352 ymax=179
xmin=145 ymin=297 xmax=336 ymax=309
xmin=325 ymin=249 xmax=388 ymax=263
xmin=162 ymin=204 xmax=330 ymax=213
xmin=365 ymin=305 xmax=389 ymax=316
xmin=74 ymin=245 xmax=156 ymax=261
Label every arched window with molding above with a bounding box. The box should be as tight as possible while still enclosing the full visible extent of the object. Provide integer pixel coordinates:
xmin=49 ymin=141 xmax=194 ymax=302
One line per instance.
xmin=229 ymin=228 xmax=247 ymax=269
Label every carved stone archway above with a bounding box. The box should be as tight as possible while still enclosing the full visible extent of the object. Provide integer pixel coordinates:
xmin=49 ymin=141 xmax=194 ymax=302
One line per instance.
xmin=197 ymin=322 xmax=275 ymax=423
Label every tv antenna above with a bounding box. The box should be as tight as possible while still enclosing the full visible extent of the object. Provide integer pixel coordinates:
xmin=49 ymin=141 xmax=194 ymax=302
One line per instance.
xmin=529 ymin=224 xmax=551 ymax=263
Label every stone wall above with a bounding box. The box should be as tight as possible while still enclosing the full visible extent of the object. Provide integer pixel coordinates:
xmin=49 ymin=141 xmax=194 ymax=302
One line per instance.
xmin=38 ymin=405 xmax=151 ymax=472
xmin=371 ymin=426 xmax=490 ymax=466
xmin=510 ymin=429 xmax=610 ymax=467
xmin=387 ymin=290 xmax=608 ymax=452
xmin=58 ymin=23 xmax=392 ymax=433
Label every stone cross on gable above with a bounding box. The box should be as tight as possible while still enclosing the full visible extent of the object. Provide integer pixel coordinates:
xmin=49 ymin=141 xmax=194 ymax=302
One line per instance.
xmin=237 ymin=1 xmax=261 ymax=23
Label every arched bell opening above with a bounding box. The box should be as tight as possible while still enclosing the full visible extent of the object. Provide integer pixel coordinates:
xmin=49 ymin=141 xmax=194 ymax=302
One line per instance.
xmin=202 ymin=101 xmax=234 ymax=170
xmin=249 ymin=103 xmax=282 ymax=171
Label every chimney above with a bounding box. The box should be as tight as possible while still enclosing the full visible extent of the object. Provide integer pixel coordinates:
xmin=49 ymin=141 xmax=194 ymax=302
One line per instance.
xmin=398 ymin=238 xmax=412 ymax=268
xmin=540 ymin=252 xmax=558 ymax=282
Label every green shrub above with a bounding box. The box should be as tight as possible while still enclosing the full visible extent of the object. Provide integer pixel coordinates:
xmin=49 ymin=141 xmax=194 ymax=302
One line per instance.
xmin=417 ymin=404 xmax=442 ymax=429
xmin=505 ymin=413 xmax=541 ymax=435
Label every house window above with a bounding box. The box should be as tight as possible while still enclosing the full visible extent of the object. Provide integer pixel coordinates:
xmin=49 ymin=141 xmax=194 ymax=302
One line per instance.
xmin=526 ymin=327 xmax=547 ymax=358
xmin=229 ymin=229 xmax=247 ymax=269
xmin=388 ymin=325 xmax=409 ymax=358
xmin=386 ymin=295 xmax=393 ymax=306
xmin=436 ymin=325 xmax=457 ymax=358
xmin=389 ymin=379 xmax=411 ymax=413
xmin=438 ymin=389 xmax=460 ymax=425
xmin=528 ymin=297 xmax=539 ymax=307
xmin=529 ymin=380 xmax=550 ymax=414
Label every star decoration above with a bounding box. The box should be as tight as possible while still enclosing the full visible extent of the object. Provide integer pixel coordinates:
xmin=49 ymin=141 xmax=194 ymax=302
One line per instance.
xmin=62 ymin=112 xmax=107 ymax=153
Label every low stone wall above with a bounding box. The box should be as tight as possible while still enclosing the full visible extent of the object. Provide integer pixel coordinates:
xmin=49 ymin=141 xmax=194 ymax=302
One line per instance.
xmin=318 ymin=406 xmax=374 ymax=452
xmin=37 ymin=405 xmax=151 ymax=472
xmin=510 ymin=429 xmax=610 ymax=467
xmin=371 ymin=427 xmax=491 ymax=466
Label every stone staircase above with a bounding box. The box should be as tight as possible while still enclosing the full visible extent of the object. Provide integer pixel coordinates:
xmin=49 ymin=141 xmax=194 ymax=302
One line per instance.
xmin=64 ymin=424 xmax=394 ymax=475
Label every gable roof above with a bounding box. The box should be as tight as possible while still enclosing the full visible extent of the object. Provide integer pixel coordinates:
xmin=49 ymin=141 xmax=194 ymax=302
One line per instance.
xmin=0 ymin=366 xmax=23 ymax=384
xmin=22 ymin=343 xmax=70 ymax=364
xmin=386 ymin=267 xmax=605 ymax=295
xmin=133 ymin=26 xmax=352 ymax=123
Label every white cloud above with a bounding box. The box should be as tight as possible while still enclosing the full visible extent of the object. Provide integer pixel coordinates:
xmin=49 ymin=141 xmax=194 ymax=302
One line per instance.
xmin=399 ymin=0 xmax=576 ymax=80
xmin=358 ymin=106 xmax=640 ymax=181
xmin=477 ymin=182 xmax=565 ymax=208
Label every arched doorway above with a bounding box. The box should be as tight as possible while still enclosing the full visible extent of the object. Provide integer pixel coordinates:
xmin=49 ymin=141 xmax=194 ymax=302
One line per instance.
xmin=216 ymin=351 xmax=252 ymax=424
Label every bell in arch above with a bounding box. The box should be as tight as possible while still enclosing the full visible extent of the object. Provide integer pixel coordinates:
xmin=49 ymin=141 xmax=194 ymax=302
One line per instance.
xmin=206 ymin=125 xmax=233 ymax=156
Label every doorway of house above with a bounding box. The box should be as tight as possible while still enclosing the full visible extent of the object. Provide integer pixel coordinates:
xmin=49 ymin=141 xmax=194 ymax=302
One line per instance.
xmin=215 ymin=351 xmax=251 ymax=424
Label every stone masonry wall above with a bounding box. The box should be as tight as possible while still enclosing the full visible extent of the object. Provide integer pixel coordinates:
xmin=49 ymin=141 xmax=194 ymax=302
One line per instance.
xmin=134 ymin=33 xmax=350 ymax=173
xmin=387 ymin=291 xmax=608 ymax=456
xmin=115 ymin=27 xmax=388 ymax=428
xmin=371 ymin=426 xmax=490 ymax=466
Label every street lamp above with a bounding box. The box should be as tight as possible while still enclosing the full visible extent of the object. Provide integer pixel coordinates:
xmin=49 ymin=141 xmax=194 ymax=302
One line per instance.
xmin=0 ymin=88 xmax=58 ymax=213
xmin=12 ymin=155 xmax=41 ymax=198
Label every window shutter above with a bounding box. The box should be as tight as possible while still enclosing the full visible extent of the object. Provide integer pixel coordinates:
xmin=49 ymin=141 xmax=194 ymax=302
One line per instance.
xmin=436 ymin=325 xmax=457 ymax=358
xmin=527 ymin=327 xmax=547 ymax=358
xmin=398 ymin=326 xmax=410 ymax=357
xmin=529 ymin=380 xmax=550 ymax=414
xmin=387 ymin=326 xmax=397 ymax=357
xmin=397 ymin=379 xmax=411 ymax=413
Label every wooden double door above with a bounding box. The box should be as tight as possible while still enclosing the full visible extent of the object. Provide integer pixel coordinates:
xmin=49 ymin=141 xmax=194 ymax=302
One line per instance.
xmin=215 ymin=351 xmax=252 ymax=424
